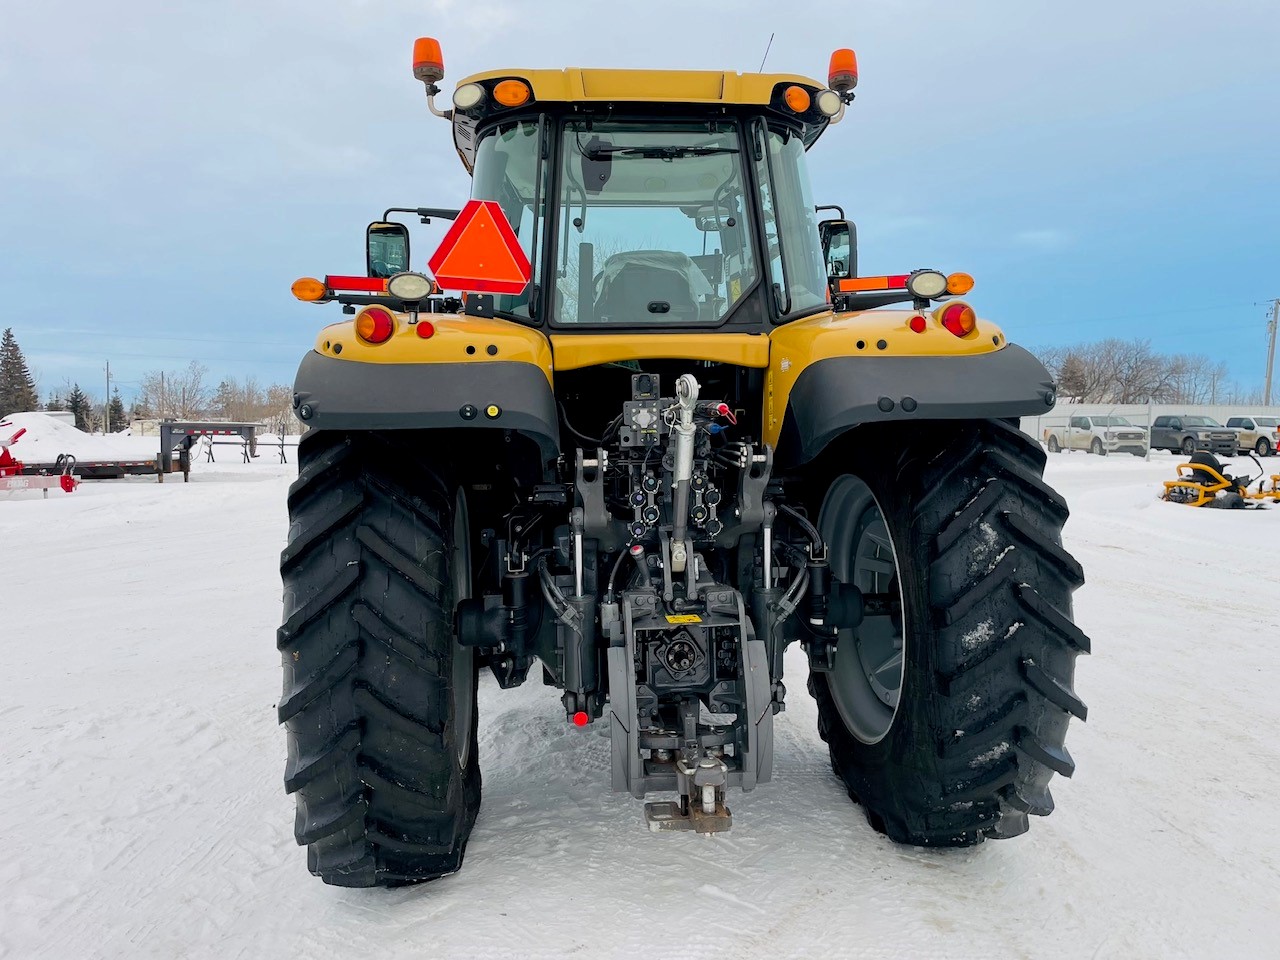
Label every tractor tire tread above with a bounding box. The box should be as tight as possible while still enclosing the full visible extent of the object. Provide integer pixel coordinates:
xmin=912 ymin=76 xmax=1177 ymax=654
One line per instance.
xmin=278 ymin=431 xmax=479 ymax=887
xmin=810 ymin=419 xmax=1087 ymax=847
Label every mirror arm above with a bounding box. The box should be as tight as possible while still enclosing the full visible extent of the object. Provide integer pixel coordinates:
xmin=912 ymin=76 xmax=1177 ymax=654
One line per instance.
xmin=381 ymin=206 xmax=462 ymax=224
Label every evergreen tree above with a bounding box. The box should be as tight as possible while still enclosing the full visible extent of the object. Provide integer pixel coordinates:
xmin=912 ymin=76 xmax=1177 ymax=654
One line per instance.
xmin=45 ymin=390 xmax=65 ymax=411
xmin=108 ymin=388 xmax=127 ymax=432
xmin=0 ymin=328 xmax=39 ymax=418
xmin=67 ymin=383 xmax=92 ymax=431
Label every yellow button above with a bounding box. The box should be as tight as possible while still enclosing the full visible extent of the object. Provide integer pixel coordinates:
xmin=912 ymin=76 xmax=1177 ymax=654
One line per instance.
xmin=485 ymin=404 xmax=501 ymax=419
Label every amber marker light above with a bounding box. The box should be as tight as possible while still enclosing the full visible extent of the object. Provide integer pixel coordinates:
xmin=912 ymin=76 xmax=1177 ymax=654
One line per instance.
xmin=783 ymin=85 xmax=811 ymax=113
xmin=291 ymin=277 xmax=326 ymax=302
xmin=493 ymin=79 xmax=531 ymax=107
xmin=946 ymin=272 xmax=975 ymax=295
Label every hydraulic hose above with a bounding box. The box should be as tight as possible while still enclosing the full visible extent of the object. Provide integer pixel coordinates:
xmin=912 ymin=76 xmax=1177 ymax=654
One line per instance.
xmin=777 ymin=502 xmax=824 ymax=553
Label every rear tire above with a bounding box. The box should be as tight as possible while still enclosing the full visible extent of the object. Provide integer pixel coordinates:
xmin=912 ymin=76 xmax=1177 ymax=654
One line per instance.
xmin=278 ymin=431 xmax=480 ymax=887
xmin=808 ymin=420 xmax=1088 ymax=846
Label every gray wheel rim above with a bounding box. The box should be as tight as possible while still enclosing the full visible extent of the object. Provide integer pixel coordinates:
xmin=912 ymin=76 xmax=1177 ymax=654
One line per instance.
xmin=819 ymin=476 xmax=906 ymax=745
xmin=452 ymin=490 xmax=475 ymax=768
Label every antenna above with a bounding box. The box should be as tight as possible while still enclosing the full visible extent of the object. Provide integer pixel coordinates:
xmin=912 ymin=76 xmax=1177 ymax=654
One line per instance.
xmin=757 ymin=33 xmax=775 ymax=72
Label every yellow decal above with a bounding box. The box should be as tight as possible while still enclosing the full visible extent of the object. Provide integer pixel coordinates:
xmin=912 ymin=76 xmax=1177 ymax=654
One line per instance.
xmin=729 ymin=278 xmax=742 ymax=301
xmin=665 ymin=614 xmax=703 ymax=624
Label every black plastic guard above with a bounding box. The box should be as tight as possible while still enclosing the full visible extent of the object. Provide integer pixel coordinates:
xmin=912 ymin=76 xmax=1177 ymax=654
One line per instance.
xmin=778 ymin=344 xmax=1056 ymax=465
xmin=293 ymin=351 xmax=560 ymax=462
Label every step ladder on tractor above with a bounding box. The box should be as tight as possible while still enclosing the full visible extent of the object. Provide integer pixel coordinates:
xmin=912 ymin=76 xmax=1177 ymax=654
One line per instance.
xmin=0 ymin=427 xmax=79 ymax=497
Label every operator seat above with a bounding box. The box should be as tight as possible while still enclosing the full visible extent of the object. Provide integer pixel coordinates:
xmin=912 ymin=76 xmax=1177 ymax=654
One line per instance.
xmin=1188 ymin=451 xmax=1228 ymax=486
xmin=594 ymin=251 xmax=704 ymax=323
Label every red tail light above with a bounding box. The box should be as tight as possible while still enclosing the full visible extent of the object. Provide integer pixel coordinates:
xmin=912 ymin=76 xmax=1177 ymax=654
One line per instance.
xmin=415 ymin=320 xmax=436 ymax=339
xmin=939 ymin=303 xmax=976 ymax=338
xmin=355 ymin=307 xmax=395 ymax=344
xmin=908 ymin=315 xmax=927 ymax=333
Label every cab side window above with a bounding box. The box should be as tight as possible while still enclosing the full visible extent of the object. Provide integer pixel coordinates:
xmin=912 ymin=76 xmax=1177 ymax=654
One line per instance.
xmin=1070 ymin=417 xmax=1089 ymax=429
xmin=1153 ymin=416 xmax=1170 ymax=427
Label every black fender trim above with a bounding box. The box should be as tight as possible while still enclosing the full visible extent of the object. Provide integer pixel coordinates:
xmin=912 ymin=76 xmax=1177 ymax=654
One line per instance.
xmin=778 ymin=344 xmax=1056 ymax=465
xmin=293 ymin=351 xmax=560 ymax=461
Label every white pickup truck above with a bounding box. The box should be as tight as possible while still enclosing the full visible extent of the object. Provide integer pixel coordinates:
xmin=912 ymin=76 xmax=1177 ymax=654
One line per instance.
xmin=1043 ymin=414 xmax=1149 ymax=456
xmin=1225 ymin=416 xmax=1279 ymax=457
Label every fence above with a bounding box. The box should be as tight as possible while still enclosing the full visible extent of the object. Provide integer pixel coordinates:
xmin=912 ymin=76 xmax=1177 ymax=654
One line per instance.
xmin=1021 ymin=403 xmax=1280 ymax=444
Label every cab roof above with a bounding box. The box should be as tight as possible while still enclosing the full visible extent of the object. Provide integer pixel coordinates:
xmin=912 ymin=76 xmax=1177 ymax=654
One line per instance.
xmin=455 ymin=67 xmax=828 ymax=107
xmin=449 ymin=68 xmax=835 ymax=173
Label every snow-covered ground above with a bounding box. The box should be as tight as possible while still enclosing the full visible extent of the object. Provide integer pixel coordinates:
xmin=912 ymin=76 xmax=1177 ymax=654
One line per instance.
xmin=3 ymin=448 xmax=1279 ymax=959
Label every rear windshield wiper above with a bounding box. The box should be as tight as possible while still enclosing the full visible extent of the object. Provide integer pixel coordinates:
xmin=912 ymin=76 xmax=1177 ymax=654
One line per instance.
xmin=583 ymin=144 xmax=739 ymax=160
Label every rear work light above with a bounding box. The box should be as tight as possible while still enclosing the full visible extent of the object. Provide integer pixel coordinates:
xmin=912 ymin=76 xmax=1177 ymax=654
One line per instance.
xmin=938 ymin=303 xmax=977 ymax=338
xmin=355 ymin=307 xmax=395 ymax=344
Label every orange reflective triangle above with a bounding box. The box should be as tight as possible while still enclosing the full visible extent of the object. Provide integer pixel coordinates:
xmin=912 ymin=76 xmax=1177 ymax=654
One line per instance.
xmin=428 ymin=200 xmax=531 ymax=295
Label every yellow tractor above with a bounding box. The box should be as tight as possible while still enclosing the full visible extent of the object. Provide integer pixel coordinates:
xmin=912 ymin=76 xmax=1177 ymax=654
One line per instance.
xmin=279 ymin=38 xmax=1088 ymax=887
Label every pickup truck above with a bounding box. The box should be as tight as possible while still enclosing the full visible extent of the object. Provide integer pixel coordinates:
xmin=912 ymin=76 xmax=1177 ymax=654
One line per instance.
xmin=1043 ymin=415 xmax=1148 ymax=456
xmin=1150 ymin=415 xmax=1239 ymax=456
xmin=1225 ymin=416 xmax=1279 ymax=457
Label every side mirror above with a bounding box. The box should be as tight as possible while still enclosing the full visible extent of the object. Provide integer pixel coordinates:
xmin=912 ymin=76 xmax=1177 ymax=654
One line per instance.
xmin=366 ymin=221 xmax=410 ymax=279
xmin=819 ymin=219 xmax=856 ymax=279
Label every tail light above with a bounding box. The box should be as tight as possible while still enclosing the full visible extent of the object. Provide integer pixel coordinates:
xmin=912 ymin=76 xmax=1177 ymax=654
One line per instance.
xmin=355 ymin=307 xmax=395 ymax=344
xmin=938 ymin=303 xmax=977 ymax=337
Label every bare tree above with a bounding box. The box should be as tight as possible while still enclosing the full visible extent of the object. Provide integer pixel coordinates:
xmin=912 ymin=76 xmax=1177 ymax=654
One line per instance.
xmin=138 ymin=361 xmax=210 ymax=419
xmin=264 ymin=384 xmax=300 ymax=436
xmin=1029 ymin=339 xmax=1247 ymax=405
xmin=211 ymin=376 xmax=267 ymax=422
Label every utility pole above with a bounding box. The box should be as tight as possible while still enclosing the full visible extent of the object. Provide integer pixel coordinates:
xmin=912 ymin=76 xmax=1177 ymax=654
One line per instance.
xmin=1265 ymin=299 xmax=1278 ymax=406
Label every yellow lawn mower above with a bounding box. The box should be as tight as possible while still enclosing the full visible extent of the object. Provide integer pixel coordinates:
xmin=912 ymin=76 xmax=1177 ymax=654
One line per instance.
xmin=1162 ymin=451 xmax=1280 ymax=508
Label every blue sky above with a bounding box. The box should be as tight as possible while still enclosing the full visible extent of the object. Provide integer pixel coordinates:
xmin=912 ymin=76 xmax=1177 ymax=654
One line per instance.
xmin=2 ymin=0 xmax=1277 ymax=403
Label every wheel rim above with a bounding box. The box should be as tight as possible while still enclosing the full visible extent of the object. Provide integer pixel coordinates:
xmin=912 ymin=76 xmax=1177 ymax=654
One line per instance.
xmin=819 ymin=475 xmax=906 ymax=745
xmin=1259 ymin=440 xmax=1271 ymax=457
xmin=451 ymin=490 xmax=475 ymax=768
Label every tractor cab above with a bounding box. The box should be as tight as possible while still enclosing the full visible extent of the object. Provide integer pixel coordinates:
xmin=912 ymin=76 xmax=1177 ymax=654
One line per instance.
xmin=415 ymin=47 xmax=857 ymax=333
